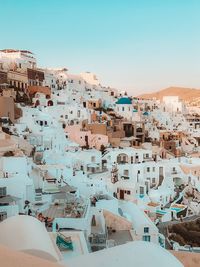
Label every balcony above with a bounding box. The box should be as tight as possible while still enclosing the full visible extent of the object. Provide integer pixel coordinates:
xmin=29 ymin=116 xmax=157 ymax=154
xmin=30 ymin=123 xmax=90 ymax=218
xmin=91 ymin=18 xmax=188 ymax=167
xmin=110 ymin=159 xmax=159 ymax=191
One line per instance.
xmin=117 ymin=161 xmax=128 ymax=165
xmin=143 ymin=157 xmax=153 ymax=162
xmin=121 ymin=175 xmax=130 ymax=180
xmin=0 ymin=172 xmax=17 ymax=179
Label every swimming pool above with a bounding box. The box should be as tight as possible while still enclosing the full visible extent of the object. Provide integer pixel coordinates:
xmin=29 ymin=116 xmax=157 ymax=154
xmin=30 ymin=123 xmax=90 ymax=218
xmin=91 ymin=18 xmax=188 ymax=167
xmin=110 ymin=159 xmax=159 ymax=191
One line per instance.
xmin=170 ymin=207 xmax=183 ymax=212
xmin=156 ymin=210 xmax=167 ymax=215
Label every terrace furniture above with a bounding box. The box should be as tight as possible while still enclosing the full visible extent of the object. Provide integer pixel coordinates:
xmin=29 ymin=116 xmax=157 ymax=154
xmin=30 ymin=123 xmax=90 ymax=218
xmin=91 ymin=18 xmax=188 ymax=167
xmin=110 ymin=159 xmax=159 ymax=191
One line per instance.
xmin=56 ymin=232 xmax=73 ymax=250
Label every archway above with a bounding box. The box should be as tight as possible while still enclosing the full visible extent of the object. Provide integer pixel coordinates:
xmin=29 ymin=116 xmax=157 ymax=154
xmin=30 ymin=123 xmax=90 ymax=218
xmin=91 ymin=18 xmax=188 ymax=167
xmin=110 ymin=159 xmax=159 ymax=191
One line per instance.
xmin=35 ymin=100 xmax=40 ymax=107
xmin=47 ymin=100 xmax=53 ymax=106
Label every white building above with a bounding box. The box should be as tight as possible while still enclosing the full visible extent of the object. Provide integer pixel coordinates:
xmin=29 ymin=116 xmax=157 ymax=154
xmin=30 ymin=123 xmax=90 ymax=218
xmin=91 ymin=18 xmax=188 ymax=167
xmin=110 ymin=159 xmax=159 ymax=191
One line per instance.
xmin=162 ymin=96 xmax=185 ymax=114
xmin=80 ymin=72 xmax=100 ymax=86
xmin=0 ymin=49 xmax=36 ymax=71
xmin=115 ymin=97 xmax=133 ymax=120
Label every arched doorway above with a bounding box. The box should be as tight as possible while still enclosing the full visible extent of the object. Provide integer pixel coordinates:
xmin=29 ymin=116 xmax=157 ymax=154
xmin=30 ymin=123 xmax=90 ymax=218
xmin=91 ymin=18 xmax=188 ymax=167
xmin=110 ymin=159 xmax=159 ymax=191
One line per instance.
xmin=47 ymin=100 xmax=53 ymax=106
xmin=35 ymin=100 xmax=40 ymax=107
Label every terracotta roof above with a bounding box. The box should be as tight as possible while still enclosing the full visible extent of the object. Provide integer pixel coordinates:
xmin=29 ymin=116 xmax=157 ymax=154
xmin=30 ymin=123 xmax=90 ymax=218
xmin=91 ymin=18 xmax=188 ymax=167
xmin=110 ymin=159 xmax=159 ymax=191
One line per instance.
xmin=28 ymin=86 xmax=51 ymax=96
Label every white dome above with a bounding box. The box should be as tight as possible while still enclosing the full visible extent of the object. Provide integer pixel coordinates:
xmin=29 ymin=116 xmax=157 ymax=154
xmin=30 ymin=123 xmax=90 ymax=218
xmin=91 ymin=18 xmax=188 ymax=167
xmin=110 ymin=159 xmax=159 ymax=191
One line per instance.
xmin=0 ymin=215 xmax=59 ymax=262
xmin=68 ymin=241 xmax=183 ymax=267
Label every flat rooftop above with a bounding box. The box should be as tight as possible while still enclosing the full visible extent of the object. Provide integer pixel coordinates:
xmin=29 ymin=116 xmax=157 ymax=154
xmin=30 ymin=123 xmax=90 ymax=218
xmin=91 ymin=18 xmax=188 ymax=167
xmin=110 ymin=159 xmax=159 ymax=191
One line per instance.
xmin=108 ymin=230 xmax=133 ymax=246
xmin=43 ymin=201 xmax=88 ymax=219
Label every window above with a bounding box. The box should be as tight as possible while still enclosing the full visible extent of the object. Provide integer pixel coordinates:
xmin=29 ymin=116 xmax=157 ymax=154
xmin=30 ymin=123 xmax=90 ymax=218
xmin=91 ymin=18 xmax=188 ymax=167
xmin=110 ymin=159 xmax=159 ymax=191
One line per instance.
xmin=140 ymin=187 xmax=144 ymax=195
xmin=0 ymin=212 xmax=7 ymax=222
xmin=124 ymin=170 xmax=129 ymax=176
xmin=0 ymin=187 xmax=6 ymax=197
xmin=131 ymin=156 xmax=133 ymax=164
xmin=153 ymin=167 xmax=155 ymax=172
xmin=144 ymin=227 xmax=149 ymax=233
xmin=91 ymin=156 xmax=95 ymax=162
xmin=126 ymin=190 xmax=131 ymax=195
xmin=143 ymin=235 xmax=151 ymax=242
xmin=147 ymin=167 xmax=150 ymax=172
xmin=122 ymin=107 xmax=125 ymax=111
xmin=123 ymin=155 xmax=127 ymax=162
xmin=152 ymin=178 xmax=156 ymax=184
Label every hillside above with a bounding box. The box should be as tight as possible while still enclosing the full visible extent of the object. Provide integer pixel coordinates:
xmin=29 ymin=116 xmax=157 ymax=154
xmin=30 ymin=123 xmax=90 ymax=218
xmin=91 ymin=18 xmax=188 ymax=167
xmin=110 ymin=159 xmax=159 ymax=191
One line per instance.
xmin=138 ymin=87 xmax=200 ymax=102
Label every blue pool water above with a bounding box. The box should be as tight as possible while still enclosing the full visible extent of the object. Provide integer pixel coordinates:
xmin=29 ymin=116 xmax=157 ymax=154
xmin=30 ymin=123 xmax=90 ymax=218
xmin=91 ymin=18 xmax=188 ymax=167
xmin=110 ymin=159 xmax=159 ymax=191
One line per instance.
xmin=170 ymin=207 xmax=182 ymax=212
xmin=156 ymin=210 xmax=167 ymax=215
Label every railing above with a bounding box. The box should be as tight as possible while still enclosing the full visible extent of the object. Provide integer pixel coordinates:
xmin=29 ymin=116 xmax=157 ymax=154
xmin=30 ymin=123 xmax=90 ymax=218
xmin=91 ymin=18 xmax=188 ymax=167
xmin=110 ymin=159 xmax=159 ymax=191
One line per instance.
xmin=143 ymin=157 xmax=153 ymax=162
xmin=88 ymin=168 xmax=108 ymax=176
xmin=0 ymin=205 xmax=19 ymax=218
xmin=0 ymin=172 xmax=17 ymax=179
xmin=117 ymin=161 xmax=128 ymax=164
xmin=173 ymin=242 xmax=200 ymax=253
xmin=171 ymin=171 xmax=178 ymax=174
xmin=121 ymin=175 xmax=130 ymax=180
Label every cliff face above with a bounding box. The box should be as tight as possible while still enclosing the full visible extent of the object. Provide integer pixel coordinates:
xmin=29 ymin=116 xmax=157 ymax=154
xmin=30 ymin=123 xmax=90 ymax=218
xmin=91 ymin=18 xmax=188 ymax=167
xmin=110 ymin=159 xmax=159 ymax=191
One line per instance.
xmin=138 ymin=87 xmax=200 ymax=102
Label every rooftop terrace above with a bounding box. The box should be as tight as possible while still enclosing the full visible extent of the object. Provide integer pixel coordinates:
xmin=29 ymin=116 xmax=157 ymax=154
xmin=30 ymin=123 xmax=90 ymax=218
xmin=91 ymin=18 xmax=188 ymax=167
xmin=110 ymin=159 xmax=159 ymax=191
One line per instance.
xmin=43 ymin=196 xmax=88 ymax=219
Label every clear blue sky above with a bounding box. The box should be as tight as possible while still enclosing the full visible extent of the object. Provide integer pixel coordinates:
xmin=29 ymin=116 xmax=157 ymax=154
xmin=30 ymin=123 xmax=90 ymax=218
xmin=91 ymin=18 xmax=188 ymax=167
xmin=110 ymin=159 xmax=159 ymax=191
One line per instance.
xmin=1 ymin=0 xmax=200 ymax=94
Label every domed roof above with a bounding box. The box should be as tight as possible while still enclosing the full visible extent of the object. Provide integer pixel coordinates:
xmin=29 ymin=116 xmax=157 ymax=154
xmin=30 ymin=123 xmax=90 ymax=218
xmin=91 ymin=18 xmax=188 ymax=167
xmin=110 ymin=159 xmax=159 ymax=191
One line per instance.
xmin=116 ymin=97 xmax=132 ymax=105
xmin=0 ymin=215 xmax=60 ymax=262
xmin=68 ymin=241 xmax=183 ymax=267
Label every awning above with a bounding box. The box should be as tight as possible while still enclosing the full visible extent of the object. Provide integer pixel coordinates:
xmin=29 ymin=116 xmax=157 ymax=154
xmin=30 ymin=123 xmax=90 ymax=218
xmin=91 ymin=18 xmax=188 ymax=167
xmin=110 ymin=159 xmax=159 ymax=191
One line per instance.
xmin=0 ymin=195 xmax=21 ymax=204
xmin=87 ymin=163 xmax=99 ymax=168
xmin=60 ymin=184 xmax=76 ymax=193
xmin=52 ymin=192 xmax=67 ymax=200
